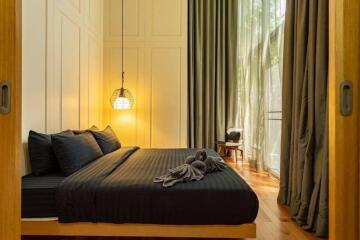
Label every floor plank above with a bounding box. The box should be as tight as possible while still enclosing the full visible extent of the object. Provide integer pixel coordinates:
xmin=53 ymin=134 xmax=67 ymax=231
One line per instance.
xmin=230 ymin=160 xmax=322 ymax=240
xmin=22 ymin=159 xmax=323 ymax=240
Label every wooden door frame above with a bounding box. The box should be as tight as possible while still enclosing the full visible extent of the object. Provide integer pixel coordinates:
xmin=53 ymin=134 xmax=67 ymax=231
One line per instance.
xmin=1 ymin=1 xmax=360 ymax=240
xmin=0 ymin=0 xmax=22 ymax=239
xmin=329 ymin=0 xmax=360 ymax=239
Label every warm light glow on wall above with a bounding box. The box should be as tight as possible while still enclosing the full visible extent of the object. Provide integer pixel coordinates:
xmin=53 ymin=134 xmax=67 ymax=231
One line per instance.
xmin=103 ymin=0 xmax=187 ymax=148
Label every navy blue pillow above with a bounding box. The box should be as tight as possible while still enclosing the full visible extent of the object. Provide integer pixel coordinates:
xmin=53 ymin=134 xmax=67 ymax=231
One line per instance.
xmin=52 ymin=132 xmax=103 ymax=176
xmin=28 ymin=130 xmax=74 ymax=175
xmin=89 ymin=126 xmax=121 ymax=154
xmin=72 ymin=125 xmax=99 ymax=135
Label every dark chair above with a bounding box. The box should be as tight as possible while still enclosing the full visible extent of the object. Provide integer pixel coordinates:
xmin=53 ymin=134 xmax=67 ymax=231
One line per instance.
xmin=216 ymin=128 xmax=244 ymax=165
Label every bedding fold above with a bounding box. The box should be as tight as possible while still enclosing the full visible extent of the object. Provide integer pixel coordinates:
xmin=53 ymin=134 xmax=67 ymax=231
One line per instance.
xmin=56 ymin=147 xmax=139 ymax=222
xmin=154 ymin=163 xmax=204 ymax=187
xmin=154 ymin=150 xmax=227 ymax=187
xmin=56 ymin=148 xmax=259 ymax=225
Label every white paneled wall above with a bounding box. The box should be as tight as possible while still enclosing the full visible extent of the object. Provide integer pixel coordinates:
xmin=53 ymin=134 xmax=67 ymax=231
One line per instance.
xmin=22 ymin=0 xmax=186 ymax=173
xmin=22 ymin=0 xmax=103 ymax=173
xmin=103 ymin=0 xmax=188 ymax=148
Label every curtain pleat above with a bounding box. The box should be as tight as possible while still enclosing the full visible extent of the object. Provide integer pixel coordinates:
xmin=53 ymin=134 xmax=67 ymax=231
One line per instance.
xmin=278 ymin=0 xmax=329 ymax=237
xmin=188 ymin=0 xmax=239 ymax=149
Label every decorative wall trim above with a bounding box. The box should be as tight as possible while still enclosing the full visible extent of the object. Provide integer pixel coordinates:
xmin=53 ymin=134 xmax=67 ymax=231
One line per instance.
xmin=22 ymin=0 xmax=103 ymax=174
xmin=151 ymin=0 xmax=182 ymax=37
xmin=103 ymin=0 xmax=187 ymax=148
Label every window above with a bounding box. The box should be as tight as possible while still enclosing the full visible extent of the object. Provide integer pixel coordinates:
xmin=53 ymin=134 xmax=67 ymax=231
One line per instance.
xmin=237 ymin=0 xmax=285 ymax=175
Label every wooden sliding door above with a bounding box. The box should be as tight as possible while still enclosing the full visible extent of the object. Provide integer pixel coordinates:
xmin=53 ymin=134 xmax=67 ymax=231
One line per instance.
xmin=0 ymin=0 xmax=22 ymax=239
xmin=329 ymin=0 xmax=360 ymax=239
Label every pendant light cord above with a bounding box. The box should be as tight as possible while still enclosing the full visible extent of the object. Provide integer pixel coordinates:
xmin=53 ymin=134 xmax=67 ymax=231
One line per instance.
xmin=121 ymin=0 xmax=124 ymax=89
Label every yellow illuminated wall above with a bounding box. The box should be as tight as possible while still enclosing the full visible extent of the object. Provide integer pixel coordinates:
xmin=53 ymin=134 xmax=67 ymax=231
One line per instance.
xmin=103 ymin=0 xmax=188 ymax=148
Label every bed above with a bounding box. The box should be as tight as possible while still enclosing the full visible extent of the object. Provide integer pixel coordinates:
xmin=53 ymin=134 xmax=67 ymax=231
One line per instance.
xmin=21 ymin=147 xmax=258 ymax=238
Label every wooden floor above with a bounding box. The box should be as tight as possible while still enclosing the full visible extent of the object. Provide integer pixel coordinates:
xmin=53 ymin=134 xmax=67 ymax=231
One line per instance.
xmin=22 ymin=159 xmax=322 ymax=240
xmin=228 ymin=160 xmax=321 ymax=240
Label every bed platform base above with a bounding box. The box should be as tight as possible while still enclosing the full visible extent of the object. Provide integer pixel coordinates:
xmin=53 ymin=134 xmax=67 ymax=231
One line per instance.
xmin=21 ymin=220 xmax=256 ymax=239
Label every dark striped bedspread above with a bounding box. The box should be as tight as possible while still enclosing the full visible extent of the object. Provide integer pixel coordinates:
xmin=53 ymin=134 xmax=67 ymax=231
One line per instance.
xmin=57 ymin=148 xmax=259 ymax=225
xmin=22 ymin=173 xmax=65 ymax=218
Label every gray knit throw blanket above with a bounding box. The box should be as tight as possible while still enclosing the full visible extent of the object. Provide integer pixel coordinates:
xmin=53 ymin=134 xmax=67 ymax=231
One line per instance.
xmin=153 ymin=150 xmax=227 ymax=188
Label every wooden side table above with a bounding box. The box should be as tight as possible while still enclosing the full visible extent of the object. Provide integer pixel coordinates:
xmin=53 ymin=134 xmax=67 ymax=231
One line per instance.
xmin=216 ymin=141 xmax=243 ymax=165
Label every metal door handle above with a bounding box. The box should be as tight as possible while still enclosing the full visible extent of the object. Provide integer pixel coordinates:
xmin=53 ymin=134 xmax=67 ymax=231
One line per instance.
xmin=340 ymin=80 xmax=352 ymax=116
xmin=0 ymin=81 xmax=10 ymax=115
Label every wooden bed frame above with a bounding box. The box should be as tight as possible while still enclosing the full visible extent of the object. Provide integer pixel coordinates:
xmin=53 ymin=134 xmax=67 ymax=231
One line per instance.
xmin=21 ymin=220 xmax=256 ymax=239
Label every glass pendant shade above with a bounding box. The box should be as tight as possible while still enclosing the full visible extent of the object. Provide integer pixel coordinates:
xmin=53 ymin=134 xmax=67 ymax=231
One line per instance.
xmin=111 ymin=88 xmax=134 ymax=110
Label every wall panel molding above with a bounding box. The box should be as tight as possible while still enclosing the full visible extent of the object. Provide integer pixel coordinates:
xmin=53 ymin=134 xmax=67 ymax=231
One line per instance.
xmin=22 ymin=0 xmax=48 ymax=174
xmin=151 ymin=0 xmax=182 ymax=37
xmin=59 ymin=14 xmax=81 ymax=130
xmin=149 ymin=47 xmax=182 ymax=147
xmin=104 ymin=0 xmax=144 ymax=42
xmin=104 ymin=0 xmax=187 ymax=148
xmin=22 ymin=0 xmax=104 ymax=174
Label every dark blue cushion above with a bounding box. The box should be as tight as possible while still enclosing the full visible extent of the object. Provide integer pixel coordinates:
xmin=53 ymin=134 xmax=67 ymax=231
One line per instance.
xmin=28 ymin=130 xmax=74 ymax=175
xmin=72 ymin=125 xmax=99 ymax=135
xmin=52 ymin=132 xmax=103 ymax=176
xmin=89 ymin=126 xmax=121 ymax=154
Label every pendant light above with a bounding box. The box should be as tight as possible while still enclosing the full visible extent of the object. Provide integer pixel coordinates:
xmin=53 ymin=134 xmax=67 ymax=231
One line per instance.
xmin=110 ymin=0 xmax=134 ymax=110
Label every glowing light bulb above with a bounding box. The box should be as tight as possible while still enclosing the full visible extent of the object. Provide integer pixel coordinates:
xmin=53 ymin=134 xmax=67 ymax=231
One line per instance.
xmin=113 ymin=97 xmax=131 ymax=110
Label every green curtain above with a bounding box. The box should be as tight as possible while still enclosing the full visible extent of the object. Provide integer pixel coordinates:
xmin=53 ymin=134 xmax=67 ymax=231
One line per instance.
xmin=188 ymin=0 xmax=239 ymax=149
xmin=278 ymin=0 xmax=329 ymax=237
